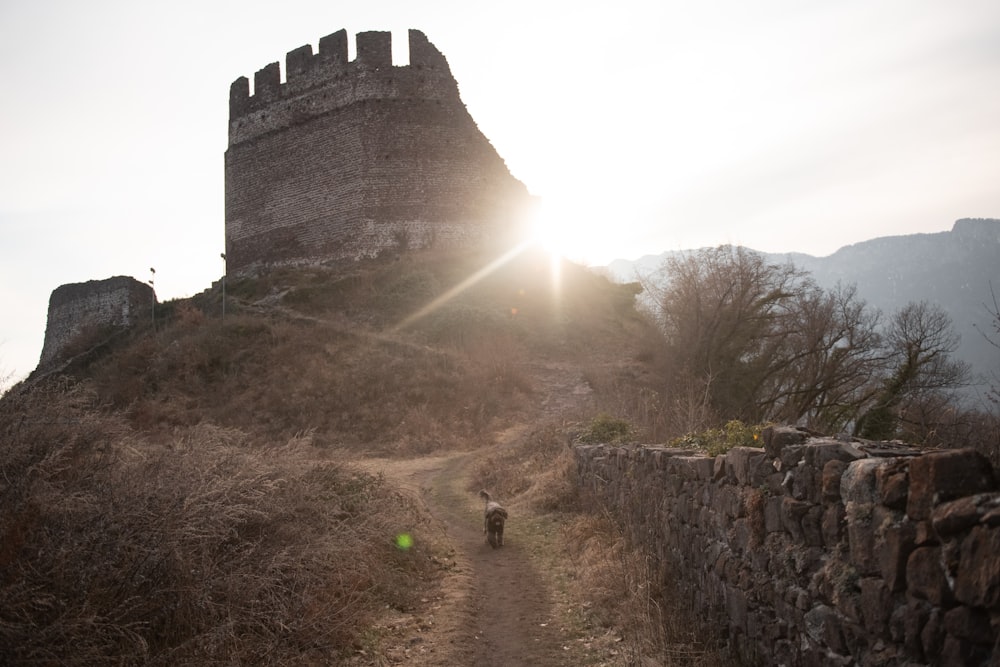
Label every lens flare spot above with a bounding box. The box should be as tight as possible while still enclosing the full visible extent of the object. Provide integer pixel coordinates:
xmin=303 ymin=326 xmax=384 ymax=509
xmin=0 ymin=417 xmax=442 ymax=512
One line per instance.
xmin=395 ymin=533 xmax=414 ymax=551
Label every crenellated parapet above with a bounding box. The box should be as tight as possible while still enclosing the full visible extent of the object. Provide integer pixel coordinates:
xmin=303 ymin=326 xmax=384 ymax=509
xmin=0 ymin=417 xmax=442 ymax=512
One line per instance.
xmin=224 ymin=28 xmax=531 ymax=275
xmin=228 ymin=29 xmax=457 ymax=147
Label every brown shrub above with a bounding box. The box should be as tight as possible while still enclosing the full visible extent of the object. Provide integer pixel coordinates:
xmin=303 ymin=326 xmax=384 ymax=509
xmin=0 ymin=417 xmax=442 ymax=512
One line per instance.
xmin=2 ymin=250 xmax=670 ymax=664
xmin=562 ymin=510 xmax=731 ymax=666
xmin=0 ymin=383 xmax=438 ymax=665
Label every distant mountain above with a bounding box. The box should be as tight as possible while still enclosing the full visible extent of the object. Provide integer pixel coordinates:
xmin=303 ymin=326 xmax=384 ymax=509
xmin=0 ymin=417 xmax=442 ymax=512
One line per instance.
xmin=607 ymin=218 xmax=1000 ymax=391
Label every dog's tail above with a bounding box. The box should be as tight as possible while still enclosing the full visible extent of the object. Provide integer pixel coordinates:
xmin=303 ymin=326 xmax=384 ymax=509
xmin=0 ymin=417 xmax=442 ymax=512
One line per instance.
xmin=479 ymin=489 xmax=492 ymax=504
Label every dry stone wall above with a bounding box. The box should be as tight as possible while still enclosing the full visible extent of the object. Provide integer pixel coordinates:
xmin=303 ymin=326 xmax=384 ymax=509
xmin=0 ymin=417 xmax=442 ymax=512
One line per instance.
xmin=575 ymin=426 xmax=1000 ymax=666
xmin=39 ymin=276 xmax=154 ymax=367
xmin=225 ymin=28 xmax=533 ymax=275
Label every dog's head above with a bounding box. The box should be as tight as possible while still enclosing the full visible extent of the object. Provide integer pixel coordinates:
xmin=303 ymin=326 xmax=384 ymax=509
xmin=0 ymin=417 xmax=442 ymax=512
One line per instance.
xmin=486 ymin=505 xmax=507 ymax=531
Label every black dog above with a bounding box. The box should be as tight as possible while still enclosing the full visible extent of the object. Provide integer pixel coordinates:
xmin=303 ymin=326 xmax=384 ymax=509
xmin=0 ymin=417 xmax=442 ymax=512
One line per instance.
xmin=479 ymin=490 xmax=508 ymax=548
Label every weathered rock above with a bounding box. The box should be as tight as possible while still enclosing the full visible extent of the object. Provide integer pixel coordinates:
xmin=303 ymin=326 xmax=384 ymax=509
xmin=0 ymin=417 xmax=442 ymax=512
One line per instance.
xmin=920 ymin=608 xmax=945 ymax=662
xmin=803 ymin=505 xmax=824 ymax=547
xmin=847 ymin=500 xmax=878 ymax=576
xmin=782 ymin=497 xmax=812 ymax=542
xmin=906 ymin=546 xmax=952 ymax=605
xmin=859 ymin=576 xmax=892 ymax=635
xmin=931 ymin=492 xmax=1000 ymax=537
xmin=842 ymin=458 xmax=885 ymax=505
xmin=764 ymin=495 xmax=784 ymax=534
xmin=876 ymin=458 xmax=910 ymax=509
xmin=940 ymin=634 xmax=992 ymax=666
xmin=727 ymin=447 xmax=771 ymax=487
xmin=955 ymin=525 xmax=1000 ymax=608
xmin=763 ymin=425 xmax=809 ymax=457
xmin=943 ymin=606 xmax=993 ymax=644
xmin=823 ymin=459 xmax=849 ymax=502
xmin=902 ymin=598 xmax=932 ymax=661
xmin=876 ymin=509 xmax=917 ymax=593
xmin=805 ymin=604 xmax=848 ymax=655
xmin=907 ymin=449 xmax=997 ymax=521
xmin=822 ymin=502 xmax=846 ymax=547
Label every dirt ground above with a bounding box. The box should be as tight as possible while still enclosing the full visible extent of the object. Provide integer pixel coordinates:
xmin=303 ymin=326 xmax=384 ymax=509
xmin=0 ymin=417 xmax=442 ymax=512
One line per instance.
xmin=350 ymin=363 xmax=623 ymax=666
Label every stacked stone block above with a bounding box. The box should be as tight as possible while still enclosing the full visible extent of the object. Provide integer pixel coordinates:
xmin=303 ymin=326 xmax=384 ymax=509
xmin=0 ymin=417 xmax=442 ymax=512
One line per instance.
xmin=575 ymin=426 xmax=999 ymax=665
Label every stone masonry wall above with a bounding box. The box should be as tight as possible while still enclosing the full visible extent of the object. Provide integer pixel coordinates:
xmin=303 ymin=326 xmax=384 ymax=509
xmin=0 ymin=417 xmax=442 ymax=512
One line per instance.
xmin=39 ymin=276 xmax=154 ymax=367
xmin=575 ymin=426 xmax=1000 ymax=666
xmin=225 ymin=29 xmax=533 ymax=275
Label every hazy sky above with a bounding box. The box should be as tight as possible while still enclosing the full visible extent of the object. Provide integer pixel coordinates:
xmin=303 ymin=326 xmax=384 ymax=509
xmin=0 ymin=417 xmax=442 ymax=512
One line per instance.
xmin=2 ymin=0 xmax=999 ymax=383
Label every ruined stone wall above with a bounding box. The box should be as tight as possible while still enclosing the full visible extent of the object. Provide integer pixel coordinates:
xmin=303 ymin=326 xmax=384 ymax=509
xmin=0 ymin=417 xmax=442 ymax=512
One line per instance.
xmin=225 ymin=29 xmax=532 ymax=275
xmin=575 ymin=427 xmax=1000 ymax=666
xmin=39 ymin=276 xmax=154 ymax=366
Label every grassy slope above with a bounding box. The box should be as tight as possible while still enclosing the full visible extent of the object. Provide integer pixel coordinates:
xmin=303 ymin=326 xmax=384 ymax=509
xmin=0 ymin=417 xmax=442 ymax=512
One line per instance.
xmin=1 ymin=247 xmax=673 ymax=664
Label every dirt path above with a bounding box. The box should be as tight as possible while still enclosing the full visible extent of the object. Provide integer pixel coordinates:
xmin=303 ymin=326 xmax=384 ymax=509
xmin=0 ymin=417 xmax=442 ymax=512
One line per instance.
xmin=351 ymin=362 xmax=608 ymax=666
xmin=355 ymin=446 xmax=586 ymax=666
xmin=423 ymin=450 xmax=572 ymax=666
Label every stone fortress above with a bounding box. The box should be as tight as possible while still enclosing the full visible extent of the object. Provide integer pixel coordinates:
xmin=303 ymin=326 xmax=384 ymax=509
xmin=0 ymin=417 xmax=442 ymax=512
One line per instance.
xmin=38 ymin=276 xmax=154 ymax=367
xmin=38 ymin=28 xmax=533 ymax=367
xmin=225 ymin=28 xmax=533 ymax=275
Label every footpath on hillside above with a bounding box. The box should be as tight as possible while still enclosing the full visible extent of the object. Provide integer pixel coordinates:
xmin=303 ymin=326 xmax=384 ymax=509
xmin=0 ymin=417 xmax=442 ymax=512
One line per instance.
xmin=350 ymin=362 xmax=621 ymax=666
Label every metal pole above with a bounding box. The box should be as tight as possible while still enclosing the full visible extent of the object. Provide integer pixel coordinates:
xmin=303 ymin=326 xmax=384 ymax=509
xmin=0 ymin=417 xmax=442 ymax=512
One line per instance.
xmin=149 ymin=267 xmax=156 ymax=331
xmin=220 ymin=253 xmax=227 ymax=322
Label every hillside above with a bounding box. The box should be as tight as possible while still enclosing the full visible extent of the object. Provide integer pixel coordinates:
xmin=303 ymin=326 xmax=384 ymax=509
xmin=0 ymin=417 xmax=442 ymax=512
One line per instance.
xmin=1 ymin=247 xmax=711 ymax=665
xmin=608 ymin=218 xmax=1000 ymax=387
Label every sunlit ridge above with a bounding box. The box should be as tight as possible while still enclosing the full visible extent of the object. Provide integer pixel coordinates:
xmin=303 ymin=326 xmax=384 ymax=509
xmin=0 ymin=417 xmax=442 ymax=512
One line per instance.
xmin=393 ymin=196 xmax=612 ymax=332
xmin=393 ymin=240 xmax=533 ymax=331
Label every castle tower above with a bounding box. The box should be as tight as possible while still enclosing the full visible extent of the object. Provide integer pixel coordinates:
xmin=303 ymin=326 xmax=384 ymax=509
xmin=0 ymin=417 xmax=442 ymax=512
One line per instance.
xmin=225 ymin=29 xmax=532 ymax=275
xmin=38 ymin=276 xmax=154 ymax=367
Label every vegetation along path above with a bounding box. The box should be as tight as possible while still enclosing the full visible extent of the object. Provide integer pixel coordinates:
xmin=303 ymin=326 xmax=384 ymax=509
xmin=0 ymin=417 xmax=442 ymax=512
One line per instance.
xmin=351 ymin=364 xmax=615 ymax=666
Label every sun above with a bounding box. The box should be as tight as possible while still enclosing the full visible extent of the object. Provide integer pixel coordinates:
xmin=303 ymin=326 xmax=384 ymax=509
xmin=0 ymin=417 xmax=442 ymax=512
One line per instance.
xmin=527 ymin=198 xmax=610 ymax=265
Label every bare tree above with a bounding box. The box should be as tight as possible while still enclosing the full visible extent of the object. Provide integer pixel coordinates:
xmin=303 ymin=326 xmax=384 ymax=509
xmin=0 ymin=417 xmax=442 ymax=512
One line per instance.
xmin=649 ymin=250 xmax=982 ymax=443
xmin=974 ymin=282 xmax=1000 ymax=408
xmin=855 ymin=301 xmax=971 ymax=440
xmin=652 ymin=246 xmax=807 ymax=422
xmin=649 ymin=246 xmax=888 ymax=430
xmin=761 ymin=282 xmax=884 ymax=432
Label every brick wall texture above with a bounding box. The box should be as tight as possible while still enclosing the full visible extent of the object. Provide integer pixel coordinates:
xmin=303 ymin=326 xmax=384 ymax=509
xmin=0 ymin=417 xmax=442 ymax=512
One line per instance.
xmin=39 ymin=276 xmax=153 ymax=366
xmin=575 ymin=426 xmax=1000 ymax=666
xmin=225 ymin=28 xmax=532 ymax=275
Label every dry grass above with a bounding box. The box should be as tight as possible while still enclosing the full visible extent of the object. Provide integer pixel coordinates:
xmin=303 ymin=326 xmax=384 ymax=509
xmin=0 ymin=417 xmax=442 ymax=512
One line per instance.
xmin=2 ymin=249 xmax=693 ymax=665
xmin=466 ymin=418 xmax=732 ymax=666
xmin=562 ymin=512 xmax=731 ymax=667
xmin=0 ymin=380 xmax=439 ymax=665
xmin=81 ymin=312 xmax=532 ymax=454
xmin=468 ymin=422 xmax=574 ymax=506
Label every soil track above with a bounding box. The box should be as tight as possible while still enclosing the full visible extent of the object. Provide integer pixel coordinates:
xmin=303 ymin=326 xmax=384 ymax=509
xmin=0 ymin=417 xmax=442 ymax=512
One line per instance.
xmin=356 ymin=443 xmax=589 ymax=666
xmin=352 ymin=362 xmax=608 ymax=666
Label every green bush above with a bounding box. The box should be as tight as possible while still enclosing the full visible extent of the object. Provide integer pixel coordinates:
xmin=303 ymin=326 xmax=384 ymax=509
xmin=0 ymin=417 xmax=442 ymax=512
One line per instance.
xmin=671 ymin=420 xmax=765 ymax=456
xmin=577 ymin=413 xmax=634 ymax=444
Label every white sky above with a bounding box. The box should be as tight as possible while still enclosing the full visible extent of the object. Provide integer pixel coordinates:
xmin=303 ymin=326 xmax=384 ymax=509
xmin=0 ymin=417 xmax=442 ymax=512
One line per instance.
xmin=2 ymin=0 xmax=999 ymax=383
